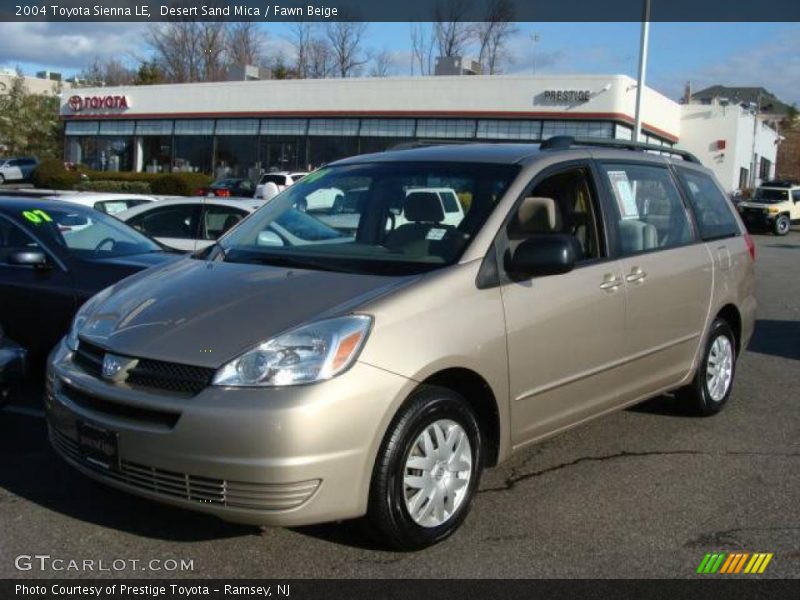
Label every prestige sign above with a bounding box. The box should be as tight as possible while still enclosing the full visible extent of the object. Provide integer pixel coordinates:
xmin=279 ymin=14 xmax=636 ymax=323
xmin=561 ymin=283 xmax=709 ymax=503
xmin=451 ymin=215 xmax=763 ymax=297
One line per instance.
xmin=540 ymin=90 xmax=592 ymax=103
xmin=67 ymin=95 xmax=130 ymax=112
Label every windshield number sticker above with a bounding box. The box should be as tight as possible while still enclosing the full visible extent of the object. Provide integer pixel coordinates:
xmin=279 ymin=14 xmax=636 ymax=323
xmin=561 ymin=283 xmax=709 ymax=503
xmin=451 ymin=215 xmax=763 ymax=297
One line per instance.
xmin=426 ymin=228 xmax=447 ymax=241
xmin=22 ymin=209 xmax=53 ymax=224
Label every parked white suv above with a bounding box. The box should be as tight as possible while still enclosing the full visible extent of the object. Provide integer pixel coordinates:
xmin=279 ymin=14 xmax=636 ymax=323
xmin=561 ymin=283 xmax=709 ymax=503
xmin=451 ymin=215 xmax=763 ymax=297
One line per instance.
xmin=396 ymin=187 xmax=465 ymax=227
xmin=254 ymin=172 xmax=308 ymax=200
xmin=737 ymin=180 xmax=800 ymax=235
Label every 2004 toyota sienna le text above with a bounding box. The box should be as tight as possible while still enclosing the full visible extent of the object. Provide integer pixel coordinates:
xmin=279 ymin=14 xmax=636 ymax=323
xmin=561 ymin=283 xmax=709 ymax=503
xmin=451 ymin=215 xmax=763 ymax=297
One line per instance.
xmin=45 ymin=141 xmax=756 ymax=550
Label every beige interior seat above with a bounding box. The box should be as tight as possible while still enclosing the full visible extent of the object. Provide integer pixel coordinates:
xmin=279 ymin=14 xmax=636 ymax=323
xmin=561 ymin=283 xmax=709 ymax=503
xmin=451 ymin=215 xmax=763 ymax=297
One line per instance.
xmin=618 ymin=219 xmax=658 ymax=254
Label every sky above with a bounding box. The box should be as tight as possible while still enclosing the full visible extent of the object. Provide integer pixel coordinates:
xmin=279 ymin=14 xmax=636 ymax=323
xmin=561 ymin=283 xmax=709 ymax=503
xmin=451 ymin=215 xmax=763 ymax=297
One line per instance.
xmin=0 ymin=21 xmax=798 ymax=105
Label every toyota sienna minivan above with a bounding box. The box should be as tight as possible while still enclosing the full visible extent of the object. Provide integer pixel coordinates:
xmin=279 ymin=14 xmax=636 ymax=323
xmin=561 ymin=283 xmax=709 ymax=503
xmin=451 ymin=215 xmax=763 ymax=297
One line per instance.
xmin=46 ymin=139 xmax=756 ymax=549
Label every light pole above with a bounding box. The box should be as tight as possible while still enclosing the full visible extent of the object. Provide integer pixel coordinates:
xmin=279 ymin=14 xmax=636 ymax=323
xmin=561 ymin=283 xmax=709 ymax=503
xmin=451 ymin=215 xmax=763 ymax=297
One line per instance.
xmin=531 ymin=33 xmax=540 ymax=76
xmin=633 ymin=0 xmax=651 ymax=143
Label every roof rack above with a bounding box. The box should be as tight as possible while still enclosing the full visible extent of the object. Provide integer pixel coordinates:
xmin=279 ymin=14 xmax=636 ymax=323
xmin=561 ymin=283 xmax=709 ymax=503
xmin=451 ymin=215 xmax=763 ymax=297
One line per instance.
xmin=540 ymin=135 xmax=701 ymax=164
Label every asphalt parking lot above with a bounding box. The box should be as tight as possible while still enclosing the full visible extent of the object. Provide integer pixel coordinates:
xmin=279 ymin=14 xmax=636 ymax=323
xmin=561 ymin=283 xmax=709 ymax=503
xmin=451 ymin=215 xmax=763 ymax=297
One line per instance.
xmin=1 ymin=231 xmax=798 ymax=579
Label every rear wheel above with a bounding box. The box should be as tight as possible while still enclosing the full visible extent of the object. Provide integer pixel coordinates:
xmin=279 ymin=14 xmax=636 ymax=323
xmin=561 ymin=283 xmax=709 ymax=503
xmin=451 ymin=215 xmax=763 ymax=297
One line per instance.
xmin=678 ymin=318 xmax=737 ymax=416
xmin=774 ymin=214 xmax=790 ymax=236
xmin=366 ymin=386 xmax=483 ymax=550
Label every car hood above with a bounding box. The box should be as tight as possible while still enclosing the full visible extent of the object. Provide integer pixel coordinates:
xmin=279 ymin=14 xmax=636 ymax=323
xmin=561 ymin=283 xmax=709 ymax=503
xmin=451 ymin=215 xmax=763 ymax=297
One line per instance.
xmin=78 ymin=257 xmax=415 ymax=368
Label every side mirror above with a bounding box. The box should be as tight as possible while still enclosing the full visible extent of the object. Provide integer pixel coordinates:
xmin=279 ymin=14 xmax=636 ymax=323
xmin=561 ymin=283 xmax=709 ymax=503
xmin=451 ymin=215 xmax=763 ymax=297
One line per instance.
xmin=256 ymin=230 xmax=284 ymax=247
xmin=505 ymin=234 xmax=577 ymax=278
xmin=7 ymin=250 xmax=50 ymax=269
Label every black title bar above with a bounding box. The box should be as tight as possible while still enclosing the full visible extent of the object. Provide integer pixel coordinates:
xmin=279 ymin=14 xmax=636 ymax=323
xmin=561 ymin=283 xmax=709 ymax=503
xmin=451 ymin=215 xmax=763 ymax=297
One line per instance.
xmin=2 ymin=0 xmax=800 ymax=22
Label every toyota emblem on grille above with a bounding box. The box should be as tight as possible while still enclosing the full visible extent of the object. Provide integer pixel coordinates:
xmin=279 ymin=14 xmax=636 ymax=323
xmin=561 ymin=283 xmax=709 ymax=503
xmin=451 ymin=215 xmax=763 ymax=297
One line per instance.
xmin=101 ymin=353 xmax=137 ymax=382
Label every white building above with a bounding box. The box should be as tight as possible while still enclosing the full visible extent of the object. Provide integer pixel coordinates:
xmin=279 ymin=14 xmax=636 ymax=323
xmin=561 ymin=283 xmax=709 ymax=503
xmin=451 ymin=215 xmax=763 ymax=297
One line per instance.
xmin=59 ymin=74 xmax=680 ymax=176
xmin=57 ymin=72 xmax=776 ymax=190
xmin=679 ymin=101 xmax=779 ymax=193
xmin=0 ymin=71 xmax=71 ymax=97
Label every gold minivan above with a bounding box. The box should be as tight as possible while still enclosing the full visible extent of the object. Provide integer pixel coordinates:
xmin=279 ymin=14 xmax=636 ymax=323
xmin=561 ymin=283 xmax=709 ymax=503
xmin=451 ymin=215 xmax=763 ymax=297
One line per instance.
xmin=46 ymin=139 xmax=756 ymax=549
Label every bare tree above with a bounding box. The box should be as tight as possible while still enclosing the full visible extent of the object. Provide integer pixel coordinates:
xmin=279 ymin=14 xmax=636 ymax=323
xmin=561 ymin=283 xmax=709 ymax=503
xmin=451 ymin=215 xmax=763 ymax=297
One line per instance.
xmin=147 ymin=21 xmax=204 ymax=82
xmin=433 ymin=0 xmax=474 ymax=58
xmin=410 ymin=23 xmax=436 ymax=75
xmin=307 ymin=38 xmax=334 ymax=78
xmin=287 ymin=22 xmax=314 ymax=78
xmin=476 ymin=0 xmax=518 ymax=74
xmin=227 ymin=22 xmax=266 ymax=68
xmin=197 ymin=21 xmax=227 ymax=81
xmin=324 ymin=21 xmax=369 ymax=78
xmin=369 ymin=48 xmax=395 ymax=77
xmin=77 ymin=58 xmax=135 ymax=87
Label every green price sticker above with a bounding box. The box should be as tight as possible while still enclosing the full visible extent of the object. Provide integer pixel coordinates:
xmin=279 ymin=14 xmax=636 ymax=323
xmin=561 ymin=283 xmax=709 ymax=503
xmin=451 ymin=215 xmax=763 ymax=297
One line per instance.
xmin=22 ymin=209 xmax=53 ymax=224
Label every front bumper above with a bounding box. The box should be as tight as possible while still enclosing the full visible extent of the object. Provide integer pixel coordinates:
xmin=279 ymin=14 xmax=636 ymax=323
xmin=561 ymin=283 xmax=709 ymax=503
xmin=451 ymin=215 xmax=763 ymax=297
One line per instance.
xmin=45 ymin=341 xmax=415 ymax=526
xmin=738 ymin=208 xmax=775 ymax=229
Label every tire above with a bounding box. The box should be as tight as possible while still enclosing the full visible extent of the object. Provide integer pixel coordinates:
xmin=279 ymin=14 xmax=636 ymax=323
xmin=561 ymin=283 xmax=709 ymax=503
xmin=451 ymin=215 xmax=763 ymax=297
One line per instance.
xmin=774 ymin=214 xmax=790 ymax=236
xmin=366 ymin=385 xmax=484 ymax=550
xmin=0 ymin=174 xmax=5 ymax=185
xmin=678 ymin=318 xmax=737 ymax=416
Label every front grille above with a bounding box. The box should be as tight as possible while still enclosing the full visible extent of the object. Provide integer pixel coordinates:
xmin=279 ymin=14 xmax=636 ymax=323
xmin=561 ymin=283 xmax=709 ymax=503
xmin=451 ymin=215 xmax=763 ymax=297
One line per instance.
xmin=61 ymin=383 xmax=180 ymax=428
xmin=50 ymin=427 xmax=320 ymax=511
xmin=74 ymin=338 xmax=215 ymax=396
xmin=73 ymin=340 xmax=104 ymax=378
xmin=126 ymin=359 xmax=215 ymax=395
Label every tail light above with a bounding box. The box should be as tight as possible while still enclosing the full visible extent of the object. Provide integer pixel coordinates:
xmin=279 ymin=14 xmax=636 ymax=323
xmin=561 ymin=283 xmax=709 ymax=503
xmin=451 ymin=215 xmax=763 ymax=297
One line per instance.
xmin=744 ymin=233 xmax=756 ymax=261
xmin=215 ymin=189 xmax=231 ymax=197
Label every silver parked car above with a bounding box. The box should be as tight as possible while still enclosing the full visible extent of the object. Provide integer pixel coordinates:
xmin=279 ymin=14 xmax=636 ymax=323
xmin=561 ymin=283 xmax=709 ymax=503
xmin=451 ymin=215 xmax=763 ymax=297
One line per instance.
xmin=46 ymin=139 xmax=755 ymax=549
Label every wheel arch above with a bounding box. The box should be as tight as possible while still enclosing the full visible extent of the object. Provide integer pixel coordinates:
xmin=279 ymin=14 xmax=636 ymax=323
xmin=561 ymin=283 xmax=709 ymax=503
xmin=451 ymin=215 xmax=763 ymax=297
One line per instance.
xmin=716 ymin=303 xmax=742 ymax=356
xmin=421 ymin=368 xmax=502 ymax=467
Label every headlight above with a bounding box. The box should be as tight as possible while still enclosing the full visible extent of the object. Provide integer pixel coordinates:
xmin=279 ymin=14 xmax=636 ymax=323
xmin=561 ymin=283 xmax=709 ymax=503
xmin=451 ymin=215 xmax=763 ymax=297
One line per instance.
xmin=767 ymin=206 xmax=780 ymax=214
xmin=213 ymin=315 xmax=373 ymax=387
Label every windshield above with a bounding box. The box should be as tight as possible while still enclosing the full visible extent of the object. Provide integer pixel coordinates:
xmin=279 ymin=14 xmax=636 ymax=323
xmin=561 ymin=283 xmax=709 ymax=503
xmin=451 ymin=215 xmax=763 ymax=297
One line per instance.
xmin=219 ymin=162 xmax=519 ymax=275
xmin=19 ymin=204 xmax=162 ymax=259
xmin=754 ymin=188 xmax=790 ymax=203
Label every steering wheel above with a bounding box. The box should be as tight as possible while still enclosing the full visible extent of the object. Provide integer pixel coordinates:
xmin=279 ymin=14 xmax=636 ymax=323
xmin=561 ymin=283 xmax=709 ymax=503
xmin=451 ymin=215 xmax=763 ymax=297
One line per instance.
xmin=93 ymin=237 xmax=116 ymax=253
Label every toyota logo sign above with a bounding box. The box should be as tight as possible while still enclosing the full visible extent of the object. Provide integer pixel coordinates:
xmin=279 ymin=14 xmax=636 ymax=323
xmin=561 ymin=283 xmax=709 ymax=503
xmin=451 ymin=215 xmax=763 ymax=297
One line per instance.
xmin=67 ymin=94 xmax=130 ymax=112
xmin=67 ymin=95 xmax=83 ymax=112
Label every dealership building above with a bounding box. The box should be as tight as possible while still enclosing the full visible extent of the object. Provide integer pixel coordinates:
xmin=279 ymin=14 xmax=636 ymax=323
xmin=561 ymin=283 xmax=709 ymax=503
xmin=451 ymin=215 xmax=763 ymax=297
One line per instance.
xmin=59 ymin=73 xmax=777 ymax=191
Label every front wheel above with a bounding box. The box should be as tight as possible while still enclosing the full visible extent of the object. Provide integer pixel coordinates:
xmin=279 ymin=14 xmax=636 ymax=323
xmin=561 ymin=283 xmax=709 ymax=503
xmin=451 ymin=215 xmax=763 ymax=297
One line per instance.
xmin=366 ymin=386 xmax=484 ymax=550
xmin=774 ymin=214 xmax=790 ymax=236
xmin=678 ymin=318 xmax=737 ymax=416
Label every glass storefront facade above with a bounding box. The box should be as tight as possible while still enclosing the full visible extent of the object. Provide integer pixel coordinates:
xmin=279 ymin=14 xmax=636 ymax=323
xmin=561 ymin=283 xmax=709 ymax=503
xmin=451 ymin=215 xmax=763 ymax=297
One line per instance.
xmin=65 ymin=116 xmax=675 ymax=176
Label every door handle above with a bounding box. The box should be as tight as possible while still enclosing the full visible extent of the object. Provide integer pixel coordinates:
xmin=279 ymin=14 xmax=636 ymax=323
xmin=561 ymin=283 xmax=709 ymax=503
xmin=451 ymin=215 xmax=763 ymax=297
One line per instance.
xmin=599 ymin=274 xmax=623 ymax=291
xmin=625 ymin=267 xmax=647 ymax=283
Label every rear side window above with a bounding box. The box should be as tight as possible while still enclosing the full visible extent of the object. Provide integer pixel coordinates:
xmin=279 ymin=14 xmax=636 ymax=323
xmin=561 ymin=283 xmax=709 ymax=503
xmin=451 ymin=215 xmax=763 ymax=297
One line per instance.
xmin=95 ymin=199 xmax=150 ymax=215
xmin=793 ymin=190 xmax=800 ymax=203
xmin=440 ymin=191 xmax=460 ymax=213
xmin=261 ymin=174 xmax=287 ymax=186
xmin=600 ymin=163 xmax=693 ymax=256
xmin=676 ymin=169 xmax=740 ymax=240
xmin=128 ymin=205 xmax=200 ymax=239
